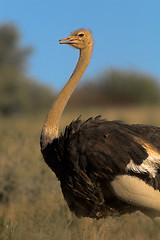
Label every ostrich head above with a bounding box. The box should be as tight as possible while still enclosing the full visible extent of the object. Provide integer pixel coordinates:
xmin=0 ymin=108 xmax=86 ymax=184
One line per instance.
xmin=59 ymin=29 xmax=93 ymax=49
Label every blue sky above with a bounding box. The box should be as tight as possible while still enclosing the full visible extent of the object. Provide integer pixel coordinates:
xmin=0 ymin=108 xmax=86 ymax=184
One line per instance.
xmin=1 ymin=0 xmax=160 ymax=90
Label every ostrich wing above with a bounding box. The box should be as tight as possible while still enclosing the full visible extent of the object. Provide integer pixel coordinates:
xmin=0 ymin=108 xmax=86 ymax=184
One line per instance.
xmin=43 ymin=117 xmax=160 ymax=218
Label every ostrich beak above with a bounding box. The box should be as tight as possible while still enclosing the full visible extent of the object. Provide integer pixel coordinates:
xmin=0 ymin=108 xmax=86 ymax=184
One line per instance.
xmin=59 ymin=36 xmax=77 ymax=44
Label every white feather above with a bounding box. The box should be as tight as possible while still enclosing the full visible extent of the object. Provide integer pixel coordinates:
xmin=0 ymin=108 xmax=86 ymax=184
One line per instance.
xmin=127 ymin=149 xmax=160 ymax=178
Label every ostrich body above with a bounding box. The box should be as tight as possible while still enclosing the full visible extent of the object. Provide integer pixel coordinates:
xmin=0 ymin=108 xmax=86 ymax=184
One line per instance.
xmin=40 ymin=29 xmax=160 ymax=219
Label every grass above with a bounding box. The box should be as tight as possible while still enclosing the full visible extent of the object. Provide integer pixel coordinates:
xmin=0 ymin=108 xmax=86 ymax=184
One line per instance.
xmin=0 ymin=105 xmax=160 ymax=240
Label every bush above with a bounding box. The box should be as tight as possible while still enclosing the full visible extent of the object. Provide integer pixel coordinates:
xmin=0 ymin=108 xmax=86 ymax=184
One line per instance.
xmin=101 ymin=69 xmax=160 ymax=105
xmin=70 ymin=69 xmax=160 ymax=107
xmin=0 ymin=23 xmax=56 ymax=116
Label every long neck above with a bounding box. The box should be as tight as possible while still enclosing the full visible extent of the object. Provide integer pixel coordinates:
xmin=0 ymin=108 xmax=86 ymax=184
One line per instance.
xmin=41 ymin=45 xmax=92 ymax=150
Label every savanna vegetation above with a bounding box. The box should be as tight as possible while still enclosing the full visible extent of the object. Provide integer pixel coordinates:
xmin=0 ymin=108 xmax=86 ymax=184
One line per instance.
xmin=0 ymin=23 xmax=160 ymax=239
xmin=0 ymin=23 xmax=55 ymax=116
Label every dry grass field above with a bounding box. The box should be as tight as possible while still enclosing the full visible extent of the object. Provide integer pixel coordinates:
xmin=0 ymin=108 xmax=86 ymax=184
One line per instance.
xmin=0 ymin=106 xmax=160 ymax=240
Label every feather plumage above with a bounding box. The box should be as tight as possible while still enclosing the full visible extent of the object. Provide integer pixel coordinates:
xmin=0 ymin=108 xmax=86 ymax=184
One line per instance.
xmin=41 ymin=116 xmax=160 ymax=218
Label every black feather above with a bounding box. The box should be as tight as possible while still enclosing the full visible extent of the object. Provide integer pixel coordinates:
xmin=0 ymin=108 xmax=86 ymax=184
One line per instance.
xmin=41 ymin=116 xmax=160 ymax=218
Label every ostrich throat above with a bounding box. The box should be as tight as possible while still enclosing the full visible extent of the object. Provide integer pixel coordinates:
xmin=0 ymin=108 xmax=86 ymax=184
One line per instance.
xmin=41 ymin=46 xmax=92 ymax=150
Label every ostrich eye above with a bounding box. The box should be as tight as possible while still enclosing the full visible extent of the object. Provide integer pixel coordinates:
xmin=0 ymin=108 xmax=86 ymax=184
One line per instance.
xmin=78 ymin=33 xmax=84 ymax=37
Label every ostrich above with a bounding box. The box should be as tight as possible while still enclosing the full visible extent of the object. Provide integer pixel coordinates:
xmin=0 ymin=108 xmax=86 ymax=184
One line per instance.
xmin=40 ymin=29 xmax=160 ymax=220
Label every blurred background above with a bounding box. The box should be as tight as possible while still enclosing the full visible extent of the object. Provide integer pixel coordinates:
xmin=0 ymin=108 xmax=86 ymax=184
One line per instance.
xmin=0 ymin=1 xmax=160 ymax=239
